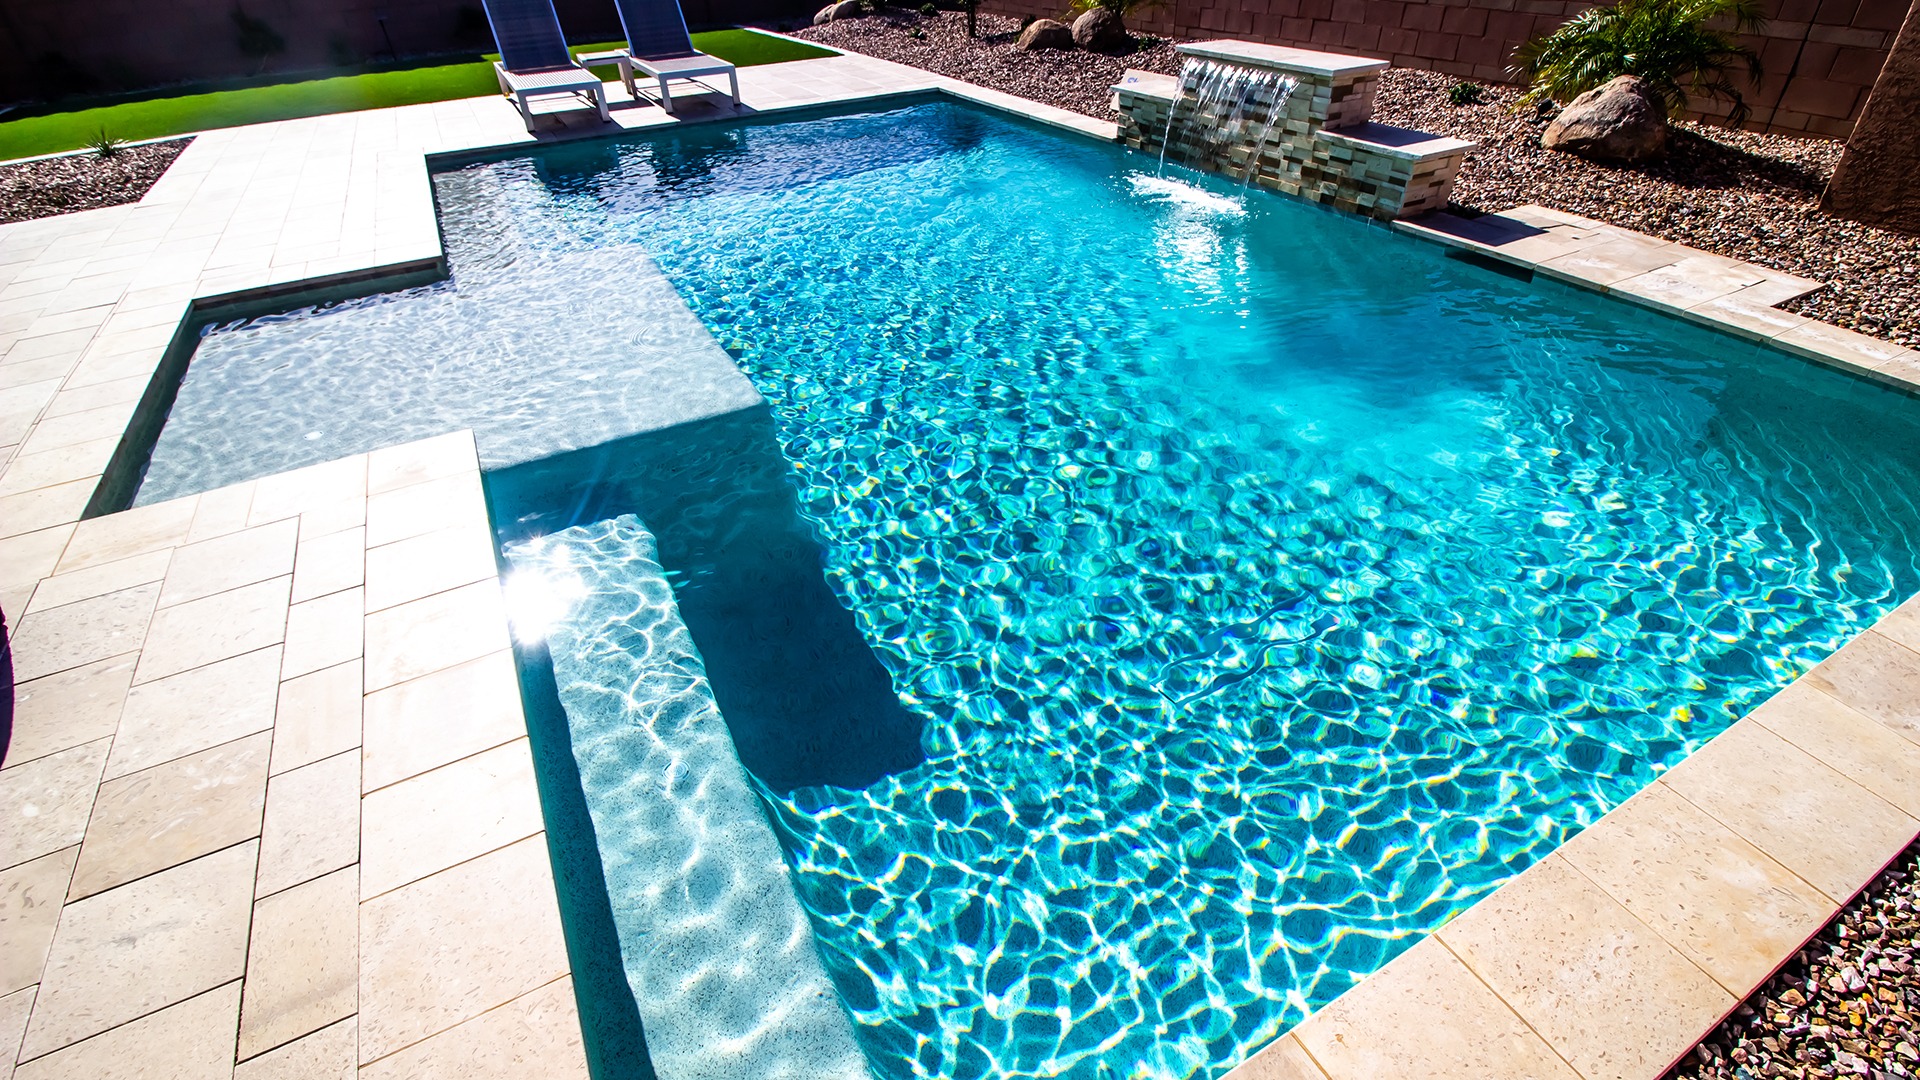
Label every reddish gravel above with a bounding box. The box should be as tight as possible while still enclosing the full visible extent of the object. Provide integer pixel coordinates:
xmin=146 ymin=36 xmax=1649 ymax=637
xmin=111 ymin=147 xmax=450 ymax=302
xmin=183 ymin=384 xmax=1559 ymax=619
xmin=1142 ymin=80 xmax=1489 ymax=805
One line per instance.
xmin=794 ymin=10 xmax=1918 ymax=349
xmin=0 ymin=139 xmax=192 ymax=225
xmin=1668 ymin=839 xmax=1920 ymax=1080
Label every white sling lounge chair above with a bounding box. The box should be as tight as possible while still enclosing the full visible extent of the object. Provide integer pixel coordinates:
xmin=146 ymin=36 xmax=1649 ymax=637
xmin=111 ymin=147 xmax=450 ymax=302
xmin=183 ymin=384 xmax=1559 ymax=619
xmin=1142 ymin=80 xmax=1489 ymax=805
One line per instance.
xmin=482 ymin=0 xmax=611 ymax=132
xmin=604 ymin=0 xmax=740 ymax=114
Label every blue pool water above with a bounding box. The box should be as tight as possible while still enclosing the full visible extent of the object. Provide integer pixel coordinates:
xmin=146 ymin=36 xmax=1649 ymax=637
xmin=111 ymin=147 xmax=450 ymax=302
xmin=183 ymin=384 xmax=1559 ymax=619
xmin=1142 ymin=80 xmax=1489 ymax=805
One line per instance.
xmin=139 ymin=101 xmax=1920 ymax=1079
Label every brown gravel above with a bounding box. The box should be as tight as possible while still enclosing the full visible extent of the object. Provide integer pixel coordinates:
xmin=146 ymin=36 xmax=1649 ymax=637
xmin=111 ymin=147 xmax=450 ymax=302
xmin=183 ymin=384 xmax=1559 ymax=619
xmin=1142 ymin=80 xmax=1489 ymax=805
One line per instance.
xmin=1668 ymin=839 xmax=1920 ymax=1080
xmin=0 ymin=139 xmax=192 ymax=226
xmin=797 ymin=9 xmax=1184 ymax=124
xmin=794 ymin=12 xmax=1918 ymax=349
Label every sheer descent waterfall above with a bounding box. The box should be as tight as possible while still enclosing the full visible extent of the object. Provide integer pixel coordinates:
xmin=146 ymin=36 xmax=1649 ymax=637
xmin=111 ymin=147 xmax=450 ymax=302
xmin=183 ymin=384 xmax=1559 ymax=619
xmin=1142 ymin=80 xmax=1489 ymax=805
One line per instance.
xmin=1157 ymin=58 xmax=1298 ymax=183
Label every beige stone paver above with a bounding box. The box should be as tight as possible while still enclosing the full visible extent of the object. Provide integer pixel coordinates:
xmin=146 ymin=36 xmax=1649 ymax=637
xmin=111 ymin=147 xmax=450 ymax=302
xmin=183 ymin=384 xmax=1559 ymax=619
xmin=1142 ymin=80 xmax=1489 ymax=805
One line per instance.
xmin=269 ymin=661 xmax=364 ymax=776
xmin=366 ymin=430 xmax=477 ymax=496
xmin=55 ymin=499 xmax=197 ymax=574
xmin=1749 ymin=679 xmax=1920 ymax=816
xmin=364 ymin=470 xmax=487 ymax=547
xmin=22 ymin=841 xmax=255 ymax=1059
xmin=0 ymin=481 xmax=92 ymax=542
xmin=7 ymin=583 xmax=157 ymax=683
xmin=1658 ymin=718 xmax=1919 ymax=902
xmin=360 ymin=651 xmax=523 ymax=792
xmin=1437 ymin=854 xmax=1733 ymax=1080
xmin=291 ymin=526 xmax=365 ymax=605
xmin=239 ymin=866 xmax=358 ymax=1059
xmin=282 ymin=587 xmax=364 ymax=680
xmin=0 ymin=848 xmax=77 ymax=995
xmin=359 ymin=739 xmax=542 ymax=899
xmin=257 ymin=751 xmax=360 ymax=897
xmin=135 ymin=575 xmax=291 ymax=684
xmin=107 ymin=646 xmax=282 ymax=779
xmin=1882 ymin=596 xmax=1920 ymax=653
xmin=186 ymin=481 xmax=258 ymax=544
xmin=0 ymin=988 xmax=33 ymax=1078
xmin=157 ymin=518 xmax=298 ymax=608
xmin=25 ymin=551 xmax=171 ymax=615
xmin=1289 ymin=936 xmax=1581 ymax=1080
xmin=4 ymin=655 xmax=135 ymax=769
xmin=362 ymin=579 xmax=511 ymax=692
xmin=70 ymin=733 xmax=270 ymax=900
xmin=0 ymin=430 xmax=585 ymax=1077
xmin=1220 ymin=1034 xmax=1323 ymax=1079
xmin=0 ymin=743 xmax=108 ymax=871
xmin=363 ymin=524 xmax=497 ymax=614
xmin=232 ymin=1017 xmax=354 ymax=1080
xmin=1555 ymin=782 xmax=1831 ymax=997
xmin=1803 ymin=629 xmax=1920 ymax=739
xmin=0 ymin=529 xmax=73 ymax=595
xmin=357 ymin=977 xmax=587 ymax=1080
xmin=13 ymin=981 xmax=240 ymax=1080
xmin=358 ymin=835 xmax=569 ymax=1063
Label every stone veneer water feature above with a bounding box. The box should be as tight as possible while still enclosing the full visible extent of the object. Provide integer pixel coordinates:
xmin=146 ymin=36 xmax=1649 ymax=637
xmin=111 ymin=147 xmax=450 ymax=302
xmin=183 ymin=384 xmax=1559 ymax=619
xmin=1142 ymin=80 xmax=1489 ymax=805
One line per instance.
xmin=1115 ymin=40 xmax=1476 ymax=220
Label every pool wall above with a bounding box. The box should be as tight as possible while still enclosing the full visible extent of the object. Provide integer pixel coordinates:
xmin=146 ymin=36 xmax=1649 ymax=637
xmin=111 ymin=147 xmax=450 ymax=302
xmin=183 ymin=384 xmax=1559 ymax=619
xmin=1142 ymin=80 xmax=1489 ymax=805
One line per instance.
xmin=2 ymin=39 xmax=1920 ymax=1080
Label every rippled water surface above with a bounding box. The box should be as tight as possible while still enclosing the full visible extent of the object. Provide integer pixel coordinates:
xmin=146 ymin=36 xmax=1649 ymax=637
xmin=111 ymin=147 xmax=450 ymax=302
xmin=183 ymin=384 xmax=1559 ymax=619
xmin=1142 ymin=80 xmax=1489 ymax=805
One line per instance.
xmin=144 ymin=102 xmax=1920 ymax=1080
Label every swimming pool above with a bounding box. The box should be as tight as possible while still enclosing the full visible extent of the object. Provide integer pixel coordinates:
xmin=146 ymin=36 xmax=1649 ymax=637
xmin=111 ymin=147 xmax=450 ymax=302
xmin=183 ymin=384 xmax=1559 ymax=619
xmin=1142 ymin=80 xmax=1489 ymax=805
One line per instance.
xmin=136 ymin=100 xmax=1920 ymax=1079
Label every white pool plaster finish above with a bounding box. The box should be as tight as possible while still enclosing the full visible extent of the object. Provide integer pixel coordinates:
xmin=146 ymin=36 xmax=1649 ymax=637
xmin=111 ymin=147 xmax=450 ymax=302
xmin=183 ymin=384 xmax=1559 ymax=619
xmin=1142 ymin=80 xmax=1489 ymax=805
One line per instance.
xmin=0 ymin=35 xmax=1918 ymax=1080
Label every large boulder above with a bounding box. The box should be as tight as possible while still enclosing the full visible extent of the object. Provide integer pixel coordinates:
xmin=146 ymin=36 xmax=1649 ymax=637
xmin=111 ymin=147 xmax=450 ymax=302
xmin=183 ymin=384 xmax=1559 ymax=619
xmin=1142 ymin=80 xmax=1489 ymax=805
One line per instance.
xmin=1541 ymin=76 xmax=1669 ymax=163
xmin=1071 ymin=7 xmax=1127 ymax=50
xmin=813 ymin=0 xmax=862 ymax=24
xmin=1016 ymin=18 xmax=1075 ymax=50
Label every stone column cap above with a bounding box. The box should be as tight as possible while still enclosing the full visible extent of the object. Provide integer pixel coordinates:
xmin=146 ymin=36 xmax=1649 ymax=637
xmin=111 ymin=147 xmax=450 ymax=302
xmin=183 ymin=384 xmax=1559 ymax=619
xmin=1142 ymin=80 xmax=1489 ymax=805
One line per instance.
xmin=1176 ymin=39 xmax=1391 ymax=78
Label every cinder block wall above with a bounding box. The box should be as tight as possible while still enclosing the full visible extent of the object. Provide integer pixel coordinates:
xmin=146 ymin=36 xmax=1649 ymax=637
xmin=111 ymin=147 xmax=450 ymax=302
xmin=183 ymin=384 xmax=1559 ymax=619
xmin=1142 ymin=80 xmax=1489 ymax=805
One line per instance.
xmin=0 ymin=0 xmax=813 ymax=105
xmin=989 ymin=0 xmax=1911 ymax=138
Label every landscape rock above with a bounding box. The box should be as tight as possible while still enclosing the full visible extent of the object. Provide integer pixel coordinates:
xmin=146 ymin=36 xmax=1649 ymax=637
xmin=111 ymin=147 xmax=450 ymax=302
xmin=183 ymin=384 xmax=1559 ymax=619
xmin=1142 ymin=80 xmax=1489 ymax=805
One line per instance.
xmin=813 ymin=1 xmax=863 ymax=25
xmin=1015 ymin=18 xmax=1074 ymax=50
xmin=1071 ymin=8 xmax=1127 ymax=50
xmin=1541 ymin=75 xmax=1669 ymax=163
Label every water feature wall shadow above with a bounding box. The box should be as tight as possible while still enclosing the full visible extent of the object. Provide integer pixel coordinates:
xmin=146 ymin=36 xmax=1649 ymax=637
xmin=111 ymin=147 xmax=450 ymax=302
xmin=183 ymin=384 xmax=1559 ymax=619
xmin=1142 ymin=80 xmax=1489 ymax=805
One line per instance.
xmin=1115 ymin=41 xmax=1476 ymax=220
xmin=116 ymin=98 xmax=1920 ymax=1080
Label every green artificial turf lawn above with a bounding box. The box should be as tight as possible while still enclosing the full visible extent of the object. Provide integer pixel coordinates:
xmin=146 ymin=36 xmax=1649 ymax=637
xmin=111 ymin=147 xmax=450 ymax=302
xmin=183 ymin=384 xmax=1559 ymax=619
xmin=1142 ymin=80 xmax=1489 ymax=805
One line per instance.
xmin=0 ymin=29 xmax=836 ymax=160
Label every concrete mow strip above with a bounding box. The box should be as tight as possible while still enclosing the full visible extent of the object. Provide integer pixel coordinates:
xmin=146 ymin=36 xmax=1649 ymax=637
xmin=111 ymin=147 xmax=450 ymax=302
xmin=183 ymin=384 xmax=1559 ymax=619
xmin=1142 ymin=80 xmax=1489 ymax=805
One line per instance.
xmin=1 ymin=41 xmax=1918 ymax=1080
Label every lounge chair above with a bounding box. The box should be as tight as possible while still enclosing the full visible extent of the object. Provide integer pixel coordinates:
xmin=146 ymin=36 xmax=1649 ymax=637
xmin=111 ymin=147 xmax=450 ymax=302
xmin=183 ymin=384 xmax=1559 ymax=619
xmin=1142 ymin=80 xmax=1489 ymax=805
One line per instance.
xmin=482 ymin=0 xmax=611 ymax=131
xmin=601 ymin=0 xmax=740 ymax=114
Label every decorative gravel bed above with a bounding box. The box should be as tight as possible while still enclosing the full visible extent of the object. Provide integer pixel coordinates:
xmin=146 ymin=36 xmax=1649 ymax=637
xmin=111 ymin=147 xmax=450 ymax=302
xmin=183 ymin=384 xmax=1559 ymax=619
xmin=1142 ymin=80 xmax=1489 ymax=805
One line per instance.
xmin=0 ymin=139 xmax=192 ymax=225
xmin=798 ymin=9 xmax=1183 ymax=124
xmin=1670 ymin=840 xmax=1920 ymax=1080
xmin=794 ymin=11 xmax=1918 ymax=349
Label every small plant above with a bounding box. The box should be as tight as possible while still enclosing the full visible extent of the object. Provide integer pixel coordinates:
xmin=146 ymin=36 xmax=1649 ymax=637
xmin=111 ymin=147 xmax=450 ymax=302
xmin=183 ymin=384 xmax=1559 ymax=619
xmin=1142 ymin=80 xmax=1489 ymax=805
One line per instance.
xmin=1510 ymin=0 xmax=1764 ymax=125
xmin=88 ymin=128 xmax=127 ymax=158
xmin=919 ymin=2 xmax=937 ymax=14
xmin=1447 ymin=80 xmax=1485 ymax=106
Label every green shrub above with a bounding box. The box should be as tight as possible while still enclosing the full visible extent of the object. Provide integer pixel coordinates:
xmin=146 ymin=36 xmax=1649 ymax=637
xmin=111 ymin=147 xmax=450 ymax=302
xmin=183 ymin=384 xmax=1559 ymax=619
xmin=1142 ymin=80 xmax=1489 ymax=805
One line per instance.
xmin=1510 ymin=0 xmax=1764 ymax=125
xmin=919 ymin=2 xmax=937 ymax=14
xmin=1447 ymin=80 xmax=1485 ymax=106
xmin=88 ymin=127 xmax=126 ymax=157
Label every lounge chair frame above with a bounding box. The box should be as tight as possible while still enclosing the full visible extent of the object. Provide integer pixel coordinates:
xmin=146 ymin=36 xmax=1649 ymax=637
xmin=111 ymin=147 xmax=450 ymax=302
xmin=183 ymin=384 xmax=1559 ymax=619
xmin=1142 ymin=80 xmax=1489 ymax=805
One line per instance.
xmin=482 ymin=0 xmax=612 ymax=131
xmin=605 ymin=0 xmax=741 ymax=114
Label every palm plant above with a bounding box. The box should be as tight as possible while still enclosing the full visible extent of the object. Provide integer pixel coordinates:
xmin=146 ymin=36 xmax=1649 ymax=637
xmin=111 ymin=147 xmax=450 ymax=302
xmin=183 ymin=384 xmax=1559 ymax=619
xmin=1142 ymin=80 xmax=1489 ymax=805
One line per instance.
xmin=1510 ymin=0 xmax=1765 ymax=126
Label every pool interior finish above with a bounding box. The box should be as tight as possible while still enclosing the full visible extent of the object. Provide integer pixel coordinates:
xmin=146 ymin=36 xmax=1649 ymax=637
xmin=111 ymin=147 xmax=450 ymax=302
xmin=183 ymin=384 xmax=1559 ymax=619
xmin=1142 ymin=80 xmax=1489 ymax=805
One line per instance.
xmin=133 ymin=101 xmax=1920 ymax=1080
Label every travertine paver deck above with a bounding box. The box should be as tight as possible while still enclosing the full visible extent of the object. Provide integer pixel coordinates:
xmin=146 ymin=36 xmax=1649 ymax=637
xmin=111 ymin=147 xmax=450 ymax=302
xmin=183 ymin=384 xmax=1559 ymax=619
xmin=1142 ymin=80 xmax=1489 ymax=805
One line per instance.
xmin=2 ymin=429 xmax=583 ymax=1079
xmin=4 ymin=39 xmax=1920 ymax=1080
